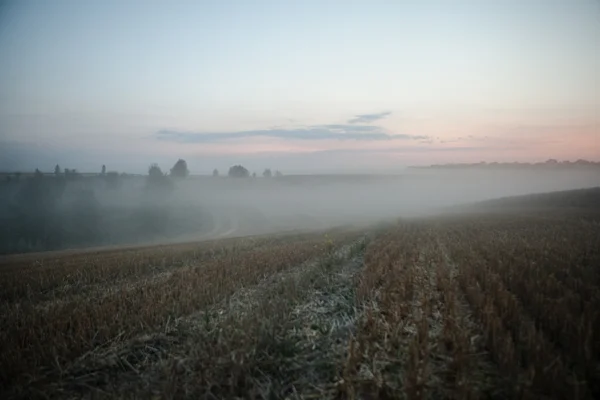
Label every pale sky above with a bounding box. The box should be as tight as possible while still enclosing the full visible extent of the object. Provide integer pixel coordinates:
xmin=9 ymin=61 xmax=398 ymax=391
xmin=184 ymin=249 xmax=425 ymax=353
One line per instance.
xmin=0 ymin=0 xmax=599 ymax=174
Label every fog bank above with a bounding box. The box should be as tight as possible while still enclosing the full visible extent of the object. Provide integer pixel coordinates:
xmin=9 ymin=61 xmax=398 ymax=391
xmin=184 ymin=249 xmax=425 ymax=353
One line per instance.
xmin=1 ymin=167 xmax=599 ymax=254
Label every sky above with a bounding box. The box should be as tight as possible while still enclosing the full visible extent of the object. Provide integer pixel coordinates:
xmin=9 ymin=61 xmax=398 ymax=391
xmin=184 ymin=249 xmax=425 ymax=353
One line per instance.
xmin=0 ymin=0 xmax=599 ymax=174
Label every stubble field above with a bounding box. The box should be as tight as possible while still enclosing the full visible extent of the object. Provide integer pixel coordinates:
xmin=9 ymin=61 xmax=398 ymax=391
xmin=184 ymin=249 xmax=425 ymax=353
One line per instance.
xmin=1 ymin=189 xmax=599 ymax=399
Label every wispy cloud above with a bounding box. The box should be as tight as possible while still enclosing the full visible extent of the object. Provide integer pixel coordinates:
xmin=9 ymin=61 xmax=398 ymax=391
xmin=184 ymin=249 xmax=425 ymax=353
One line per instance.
xmin=311 ymin=145 xmax=517 ymax=155
xmin=156 ymin=125 xmax=428 ymax=143
xmin=347 ymin=111 xmax=391 ymax=124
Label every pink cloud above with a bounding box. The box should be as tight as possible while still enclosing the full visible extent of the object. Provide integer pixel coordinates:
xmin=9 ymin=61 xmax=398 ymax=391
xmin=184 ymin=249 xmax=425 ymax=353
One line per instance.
xmin=162 ymin=120 xmax=598 ymax=164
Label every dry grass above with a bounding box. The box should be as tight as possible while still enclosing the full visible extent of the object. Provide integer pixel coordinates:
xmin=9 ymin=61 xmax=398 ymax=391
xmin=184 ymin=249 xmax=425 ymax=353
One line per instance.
xmin=341 ymin=213 xmax=599 ymax=399
xmin=1 ymin=204 xmax=598 ymax=399
xmin=0 ymin=233 xmax=323 ymax=304
xmin=0 ymin=229 xmax=365 ymax=397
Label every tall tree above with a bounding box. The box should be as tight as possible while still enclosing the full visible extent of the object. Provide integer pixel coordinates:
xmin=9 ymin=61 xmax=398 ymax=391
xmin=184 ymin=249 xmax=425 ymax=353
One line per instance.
xmin=212 ymin=168 xmax=219 ymax=177
xmin=170 ymin=159 xmax=189 ymax=178
xmin=263 ymin=168 xmax=272 ymax=178
xmin=54 ymin=165 xmax=61 ymax=176
xmin=101 ymin=165 xmax=106 ymax=175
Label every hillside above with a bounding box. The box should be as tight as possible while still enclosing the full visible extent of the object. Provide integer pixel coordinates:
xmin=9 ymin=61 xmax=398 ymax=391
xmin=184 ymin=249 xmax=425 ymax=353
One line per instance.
xmin=1 ymin=188 xmax=599 ymax=399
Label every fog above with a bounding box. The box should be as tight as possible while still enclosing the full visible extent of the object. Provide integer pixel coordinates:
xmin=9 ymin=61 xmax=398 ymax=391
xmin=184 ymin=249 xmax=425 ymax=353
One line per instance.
xmin=1 ymin=167 xmax=599 ymax=254
xmin=191 ymin=168 xmax=600 ymax=230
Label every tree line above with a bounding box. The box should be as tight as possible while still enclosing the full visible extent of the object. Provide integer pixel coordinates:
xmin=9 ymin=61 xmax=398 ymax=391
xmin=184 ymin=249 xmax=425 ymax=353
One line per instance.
xmin=0 ymin=159 xmax=284 ymax=254
xmin=6 ymin=159 xmax=283 ymax=180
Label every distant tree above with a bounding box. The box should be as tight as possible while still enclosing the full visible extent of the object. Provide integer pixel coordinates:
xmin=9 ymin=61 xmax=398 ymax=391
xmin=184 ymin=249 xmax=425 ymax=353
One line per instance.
xmin=54 ymin=164 xmax=61 ymax=176
xmin=34 ymin=168 xmax=43 ymax=178
xmin=228 ymin=165 xmax=250 ymax=178
xmin=148 ymin=164 xmax=164 ymax=179
xmin=275 ymin=170 xmax=283 ymax=177
xmin=147 ymin=164 xmax=173 ymax=192
xmin=170 ymin=159 xmax=189 ymax=178
xmin=252 ymin=172 xmax=257 ymax=178
xmin=101 ymin=165 xmax=106 ymax=175
xmin=212 ymin=168 xmax=219 ymax=177
xmin=263 ymin=168 xmax=272 ymax=178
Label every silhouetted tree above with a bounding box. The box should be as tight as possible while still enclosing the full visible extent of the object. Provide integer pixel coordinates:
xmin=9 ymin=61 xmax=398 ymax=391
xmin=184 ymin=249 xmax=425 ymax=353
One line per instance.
xmin=228 ymin=165 xmax=250 ymax=178
xmin=148 ymin=164 xmax=164 ymax=178
xmin=212 ymin=169 xmax=219 ymax=177
xmin=170 ymin=159 xmax=189 ymax=178
xmin=54 ymin=164 xmax=61 ymax=176
xmin=252 ymin=172 xmax=257 ymax=178
xmin=147 ymin=164 xmax=173 ymax=192
xmin=34 ymin=168 xmax=43 ymax=178
xmin=101 ymin=165 xmax=106 ymax=175
xmin=263 ymin=168 xmax=272 ymax=178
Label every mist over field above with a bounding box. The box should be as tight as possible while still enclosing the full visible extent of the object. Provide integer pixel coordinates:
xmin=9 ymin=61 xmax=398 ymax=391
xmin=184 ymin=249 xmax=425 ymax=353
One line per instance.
xmin=3 ymin=0 xmax=600 ymax=397
xmin=2 ymin=164 xmax=599 ymax=254
xmin=188 ymin=167 xmax=600 ymax=229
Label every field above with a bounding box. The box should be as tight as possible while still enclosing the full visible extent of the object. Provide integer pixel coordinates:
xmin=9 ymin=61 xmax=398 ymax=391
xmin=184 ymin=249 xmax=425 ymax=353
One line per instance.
xmin=1 ymin=188 xmax=599 ymax=399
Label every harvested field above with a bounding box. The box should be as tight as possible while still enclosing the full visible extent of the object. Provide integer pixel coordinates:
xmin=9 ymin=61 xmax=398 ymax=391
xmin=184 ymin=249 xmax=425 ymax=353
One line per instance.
xmin=344 ymin=212 xmax=600 ymax=399
xmin=1 ymin=189 xmax=599 ymax=399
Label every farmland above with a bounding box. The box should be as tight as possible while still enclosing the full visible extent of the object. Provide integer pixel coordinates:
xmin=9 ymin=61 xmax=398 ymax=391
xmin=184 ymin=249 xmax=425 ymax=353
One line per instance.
xmin=1 ymin=188 xmax=599 ymax=399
